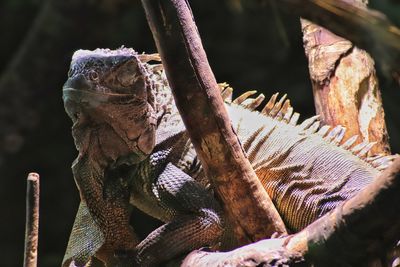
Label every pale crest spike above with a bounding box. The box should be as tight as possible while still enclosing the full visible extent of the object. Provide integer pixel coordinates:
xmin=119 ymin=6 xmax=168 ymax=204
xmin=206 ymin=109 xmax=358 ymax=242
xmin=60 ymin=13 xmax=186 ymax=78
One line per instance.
xmin=299 ymin=115 xmax=320 ymax=130
xmin=331 ymin=127 xmax=346 ymax=145
xmin=374 ymin=155 xmax=399 ymax=170
xmin=243 ymin=94 xmax=265 ymax=110
xmin=351 ymin=141 xmax=370 ymax=154
xmin=377 ymin=165 xmax=388 ymax=171
xmin=233 ymin=90 xmax=258 ymax=105
xmin=150 ymin=64 xmax=163 ymax=72
xmin=372 ymin=154 xmax=398 ymax=168
xmin=261 ymin=93 xmax=279 ymax=115
xmin=374 ymin=155 xmax=399 ymax=171
xmin=341 ymin=135 xmax=358 ymax=150
xmin=367 ymin=154 xmax=385 ymax=167
xmin=221 ymin=87 xmax=233 ymax=103
xmin=138 ymin=53 xmax=161 ymax=62
xmin=366 ymin=154 xmax=385 ymax=162
xmin=276 ymin=100 xmax=291 ymax=120
xmin=283 ymin=107 xmax=294 ymax=123
xmin=289 ymin=112 xmax=300 ymax=125
xmin=357 ymin=142 xmax=376 ymax=158
xmin=241 ymin=98 xmax=255 ymax=106
xmin=306 ymin=121 xmax=320 ymax=134
xmin=218 ymin=82 xmax=229 ymax=90
xmin=317 ymin=125 xmax=330 ymax=137
xmin=324 ymin=125 xmax=343 ymax=142
xmin=269 ymin=94 xmax=287 ymax=117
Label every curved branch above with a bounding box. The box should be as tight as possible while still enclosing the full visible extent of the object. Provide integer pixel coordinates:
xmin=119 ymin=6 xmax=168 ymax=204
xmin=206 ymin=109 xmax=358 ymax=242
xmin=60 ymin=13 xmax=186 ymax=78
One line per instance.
xmin=141 ymin=0 xmax=287 ymax=244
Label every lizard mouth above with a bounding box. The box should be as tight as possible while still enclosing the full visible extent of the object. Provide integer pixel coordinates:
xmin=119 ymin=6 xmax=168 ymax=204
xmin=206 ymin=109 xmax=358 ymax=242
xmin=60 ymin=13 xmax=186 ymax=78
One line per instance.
xmin=63 ymin=87 xmax=135 ymax=105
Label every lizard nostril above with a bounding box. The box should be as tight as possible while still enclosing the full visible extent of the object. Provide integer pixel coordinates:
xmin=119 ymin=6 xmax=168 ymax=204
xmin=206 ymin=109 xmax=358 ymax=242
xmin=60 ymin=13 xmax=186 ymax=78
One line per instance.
xmin=63 ymin=74 xmax=91 ymax=91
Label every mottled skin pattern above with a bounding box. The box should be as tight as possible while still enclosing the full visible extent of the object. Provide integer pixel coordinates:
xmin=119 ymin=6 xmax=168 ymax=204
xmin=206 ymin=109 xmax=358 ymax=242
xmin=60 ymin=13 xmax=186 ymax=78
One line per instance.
xmin=62 ymin=48 xmax=394 ymax=266
xmin=63 ymin=48 xmax=223 ymax=267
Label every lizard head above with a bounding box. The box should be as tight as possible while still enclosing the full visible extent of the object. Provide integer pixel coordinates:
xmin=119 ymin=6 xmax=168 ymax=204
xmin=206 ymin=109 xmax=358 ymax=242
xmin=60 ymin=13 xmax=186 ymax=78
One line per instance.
xmin=63 ymin=48 xmax=156 ymax=165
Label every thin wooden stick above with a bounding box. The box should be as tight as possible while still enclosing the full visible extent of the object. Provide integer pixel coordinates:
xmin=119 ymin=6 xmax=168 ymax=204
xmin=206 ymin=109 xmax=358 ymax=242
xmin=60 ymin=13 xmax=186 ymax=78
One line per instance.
xmin=24 ymin=172 xmax=40 ymax=267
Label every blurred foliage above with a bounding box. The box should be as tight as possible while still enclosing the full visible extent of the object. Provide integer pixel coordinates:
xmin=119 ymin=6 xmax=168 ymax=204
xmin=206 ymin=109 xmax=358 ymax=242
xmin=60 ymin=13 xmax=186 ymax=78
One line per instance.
xmin=370 ymin=0 xmax=400 ymax=25
xmin=0 ymin=0 xmax=398 ymax=266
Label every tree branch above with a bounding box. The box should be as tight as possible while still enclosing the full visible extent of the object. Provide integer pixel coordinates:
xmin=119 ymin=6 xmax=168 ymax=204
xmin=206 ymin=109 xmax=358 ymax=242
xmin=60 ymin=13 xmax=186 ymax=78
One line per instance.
xmin=141 ymin=0 xmax=287 ymax=244
xmin=277 ymin=0 xmax=400 ymax=82
xmin=301 ymin=1 xmax=395 ymax=264
xmin=301 ymin=0 xmax=391 ymax=155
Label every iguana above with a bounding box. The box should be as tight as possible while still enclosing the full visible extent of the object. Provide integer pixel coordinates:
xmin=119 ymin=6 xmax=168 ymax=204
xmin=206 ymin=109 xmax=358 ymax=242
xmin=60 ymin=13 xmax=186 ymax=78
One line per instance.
xmin=62 ymin=48 xmax=396 ymax=267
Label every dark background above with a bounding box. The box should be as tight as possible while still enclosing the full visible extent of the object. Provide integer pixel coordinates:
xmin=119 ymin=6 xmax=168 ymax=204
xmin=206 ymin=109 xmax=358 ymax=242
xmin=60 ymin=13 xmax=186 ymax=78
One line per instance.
xmin=0 ymin=1 xmax=399 ymax=266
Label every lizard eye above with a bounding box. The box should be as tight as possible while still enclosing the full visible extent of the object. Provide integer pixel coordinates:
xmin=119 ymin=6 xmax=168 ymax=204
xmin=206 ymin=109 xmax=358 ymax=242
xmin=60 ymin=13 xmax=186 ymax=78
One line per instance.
xmin=88 ymin=70 xmax=99 ymax=81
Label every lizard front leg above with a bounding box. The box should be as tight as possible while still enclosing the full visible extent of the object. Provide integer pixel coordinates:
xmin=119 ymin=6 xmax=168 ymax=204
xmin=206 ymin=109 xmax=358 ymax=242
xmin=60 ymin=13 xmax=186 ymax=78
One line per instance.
xmin=134 ymin=163 xmax=224 ymax=266
xmin=66 ymin=154 xmax=140 ymax=267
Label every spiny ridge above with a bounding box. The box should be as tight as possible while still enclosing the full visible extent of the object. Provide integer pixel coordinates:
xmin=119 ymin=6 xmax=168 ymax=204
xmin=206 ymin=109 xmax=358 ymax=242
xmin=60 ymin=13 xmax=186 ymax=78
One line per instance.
xmin=229 ymin=90 xmax=398 ymax=171
xmin=219 ymin=83 xmax=233 ymax=103
xmin=137 ymin=53 xmax=161 ymax=63
xmin=142 ymin=58 xmax=398 ymax=172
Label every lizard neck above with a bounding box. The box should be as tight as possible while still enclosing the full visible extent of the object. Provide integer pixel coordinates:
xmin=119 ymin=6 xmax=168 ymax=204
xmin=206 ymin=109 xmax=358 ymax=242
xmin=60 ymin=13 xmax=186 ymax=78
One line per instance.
xmin=142 ymin=63 xmax=186 ymax=145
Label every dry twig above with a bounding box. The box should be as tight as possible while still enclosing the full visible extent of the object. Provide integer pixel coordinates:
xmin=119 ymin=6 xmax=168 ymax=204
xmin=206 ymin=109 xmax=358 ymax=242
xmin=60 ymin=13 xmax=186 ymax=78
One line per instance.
xmin=24 ymin=173 xmax=40 ymax=267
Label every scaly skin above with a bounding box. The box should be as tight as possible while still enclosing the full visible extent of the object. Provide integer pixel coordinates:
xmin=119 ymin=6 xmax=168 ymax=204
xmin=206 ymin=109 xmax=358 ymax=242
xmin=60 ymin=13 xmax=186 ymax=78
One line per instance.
xmin=62 ymin=48 xmax=395 ymax=266
xmin=62 ymin=48 xmax=223 ymax=267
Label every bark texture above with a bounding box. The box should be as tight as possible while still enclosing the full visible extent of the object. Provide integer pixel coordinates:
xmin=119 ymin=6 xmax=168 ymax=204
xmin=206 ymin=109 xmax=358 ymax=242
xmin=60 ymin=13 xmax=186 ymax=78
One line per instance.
xmin=141 ymin=0 xmax=287 ymax=245
xmin=301 ymin=17 xmax=391 ymax=155
xmin=24 ymin=173 xmax=40 ymax=267
xmin=277 ymin=0 xmax=400 ymax=84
